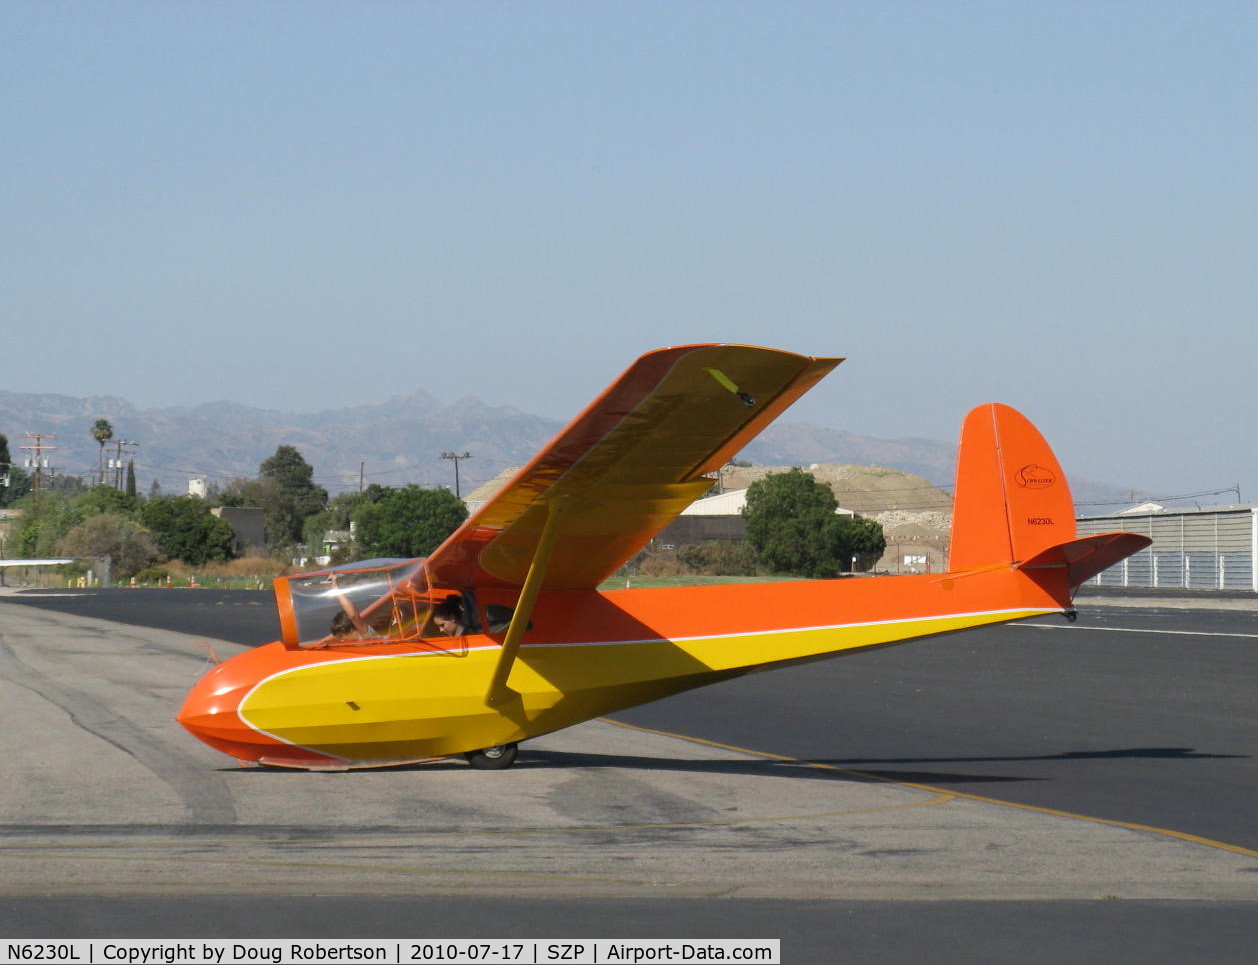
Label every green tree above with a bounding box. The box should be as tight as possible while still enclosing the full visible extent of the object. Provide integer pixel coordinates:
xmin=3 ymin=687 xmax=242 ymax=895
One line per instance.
xmin=56 ymin=513 xmax=160 ymax=579
xmin=304 ymin=491 xmax=366 ymax=536
xmin=258 ymin=445 xmax=328 ymax=548
xmin=300 ymin=487 xmax=399 ymax=563
xmin=353 ymin=485 xmax=468 ymax=558
xmin=139 ymin=496 xmax=235 ymax=565
xmin=838 ymin=515 xmax=888 ymax=571
xmin=0 ymin=433 xmax=32 ymax=507
xmin=11 ymin=490 xmax=88 ymax=557
xmin=675 ymin=540 xmax=762 ymax=576
xmin=217 ymin=446 xmax=329 ymax=552
xmin=47 ymin=475 xmax=88 ymax=495
xmin=91 ymin=419 xmax=113 ymax=486
xmin=743 ymin=469 xmax=886 ymax=578
xmin=10 ymin=485 xmax=141 ymax=558
xmin=78 ymin=483 xmax=139 ymax=519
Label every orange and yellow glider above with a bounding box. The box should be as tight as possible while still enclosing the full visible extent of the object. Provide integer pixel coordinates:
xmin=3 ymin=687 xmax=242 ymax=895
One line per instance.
xmin=178 ymin=344 xmax=1149 ymax=769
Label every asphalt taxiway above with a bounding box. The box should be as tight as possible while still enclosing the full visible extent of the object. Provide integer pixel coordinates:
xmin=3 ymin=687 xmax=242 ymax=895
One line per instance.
xmin=3 ymin=589 xmax=1258 ymax=960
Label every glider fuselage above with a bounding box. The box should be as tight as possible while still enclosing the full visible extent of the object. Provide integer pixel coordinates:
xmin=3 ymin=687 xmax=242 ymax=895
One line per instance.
xmin=178 ymin=565 xmax=1065 ymax=769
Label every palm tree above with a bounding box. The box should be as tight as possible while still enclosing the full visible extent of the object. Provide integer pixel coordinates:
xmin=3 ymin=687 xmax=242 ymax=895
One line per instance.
xmin=91 ymin=419 xmax=113 ymax=487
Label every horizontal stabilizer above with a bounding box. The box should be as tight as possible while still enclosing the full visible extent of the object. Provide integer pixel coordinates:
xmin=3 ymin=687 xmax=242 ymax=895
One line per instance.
xmin=1018 ymin=532 xmax=1152 ymax=592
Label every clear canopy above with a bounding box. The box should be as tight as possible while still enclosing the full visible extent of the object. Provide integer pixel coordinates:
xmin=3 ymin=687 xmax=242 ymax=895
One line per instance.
xmin=275 ymin=557 xmax=434 ymax=648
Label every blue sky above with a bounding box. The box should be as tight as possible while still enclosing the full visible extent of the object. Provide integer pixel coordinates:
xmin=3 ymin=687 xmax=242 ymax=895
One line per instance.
xmin=3 ymin=1 xmax=1256 ymax=499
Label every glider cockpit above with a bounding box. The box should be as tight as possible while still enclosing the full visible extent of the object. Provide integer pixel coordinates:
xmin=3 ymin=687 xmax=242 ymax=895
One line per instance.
xmin=275 ymin=557 xmax=479 ymax=648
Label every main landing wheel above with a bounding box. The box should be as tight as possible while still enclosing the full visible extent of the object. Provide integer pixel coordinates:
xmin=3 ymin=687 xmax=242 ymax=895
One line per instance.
xmin=463 ymin=742 xmax=518 ymax=770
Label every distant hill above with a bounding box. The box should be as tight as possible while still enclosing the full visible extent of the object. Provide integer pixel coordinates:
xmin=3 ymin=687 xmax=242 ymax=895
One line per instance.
xmin=0 ymin=390 xmax=563 ymax=497
xmin=741 ymin=423 xmax=1140 ymax=513
xmin=0 ymin=389 xmax=1140 ymax=509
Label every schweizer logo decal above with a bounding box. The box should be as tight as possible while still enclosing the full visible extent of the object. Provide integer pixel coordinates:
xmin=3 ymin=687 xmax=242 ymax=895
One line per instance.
xmin=1016 ymin=464 xmax=1056 ymax=489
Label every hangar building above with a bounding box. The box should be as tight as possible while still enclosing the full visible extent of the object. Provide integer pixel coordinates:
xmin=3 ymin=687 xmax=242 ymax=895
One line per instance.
xmin=1077 ymin=504 xmax=1258 ymax=592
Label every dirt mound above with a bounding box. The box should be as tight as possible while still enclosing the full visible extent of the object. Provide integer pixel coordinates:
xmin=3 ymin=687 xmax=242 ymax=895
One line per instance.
xmin=721 ymin=464 xmax=953 ymax=572
xmin=722 ymin=463 xmax=950 ymax=514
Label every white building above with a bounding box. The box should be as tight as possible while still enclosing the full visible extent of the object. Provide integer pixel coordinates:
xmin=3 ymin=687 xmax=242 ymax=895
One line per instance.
xmin=656 ymin=489 xmax=855 ymax=546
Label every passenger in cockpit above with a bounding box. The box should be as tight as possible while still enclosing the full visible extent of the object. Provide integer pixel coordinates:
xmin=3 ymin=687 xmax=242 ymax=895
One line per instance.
xmin=328 ymin=610 xmax=360 ymax=640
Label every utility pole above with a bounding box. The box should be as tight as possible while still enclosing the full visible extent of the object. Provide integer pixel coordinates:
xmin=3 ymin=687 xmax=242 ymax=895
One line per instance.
xmin=441 ymin=451 xmax=472 ymax=499
xmin=109 ymin=440 xmax=139 ymax=490
xmin=20 ymin=433 xmax=56 ymax=500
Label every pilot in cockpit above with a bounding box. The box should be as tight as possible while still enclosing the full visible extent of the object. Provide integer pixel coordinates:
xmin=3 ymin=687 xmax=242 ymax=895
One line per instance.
xmin=432 ymin=596 xmax=467 ymax=637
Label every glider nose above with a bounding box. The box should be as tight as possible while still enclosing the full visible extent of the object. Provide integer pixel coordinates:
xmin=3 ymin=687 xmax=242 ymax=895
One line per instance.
xmin=177 ymin=642 xmax=346 ymax=769
xmin=177 ymin=659 xmax=261 ymax=762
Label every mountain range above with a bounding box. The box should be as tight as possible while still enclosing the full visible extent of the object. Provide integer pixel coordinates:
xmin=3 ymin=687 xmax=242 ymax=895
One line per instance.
xmin=0 ymin=390 xmax=1138 ymax=512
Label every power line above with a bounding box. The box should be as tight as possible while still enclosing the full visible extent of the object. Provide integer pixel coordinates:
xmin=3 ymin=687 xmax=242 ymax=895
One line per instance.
xmin=1076 ymin=485 xmax=1244 ymax=508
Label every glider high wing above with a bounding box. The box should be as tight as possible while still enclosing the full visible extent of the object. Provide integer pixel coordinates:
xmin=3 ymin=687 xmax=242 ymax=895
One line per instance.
xmin=426 ymin=344 xmax=842 ymax=591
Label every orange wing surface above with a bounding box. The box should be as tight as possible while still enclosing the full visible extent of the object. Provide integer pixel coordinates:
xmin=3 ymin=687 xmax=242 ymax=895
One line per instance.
xmin=425 ymin=344 xmax=842 ymax=590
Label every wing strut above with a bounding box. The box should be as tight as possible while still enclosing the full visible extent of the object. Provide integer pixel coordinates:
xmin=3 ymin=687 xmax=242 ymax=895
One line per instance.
xmin=484 ymin=495 xmax=572 ymax=707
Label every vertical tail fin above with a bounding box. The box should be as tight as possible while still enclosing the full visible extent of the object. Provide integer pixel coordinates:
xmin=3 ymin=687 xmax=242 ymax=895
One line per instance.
xmin=947 ymin=403 xmax=1077 ymax=571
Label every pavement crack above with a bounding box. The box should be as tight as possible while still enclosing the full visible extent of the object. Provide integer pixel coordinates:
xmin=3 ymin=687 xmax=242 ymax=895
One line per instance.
xmin=0 ymin=631 xmax=237 ymax=826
